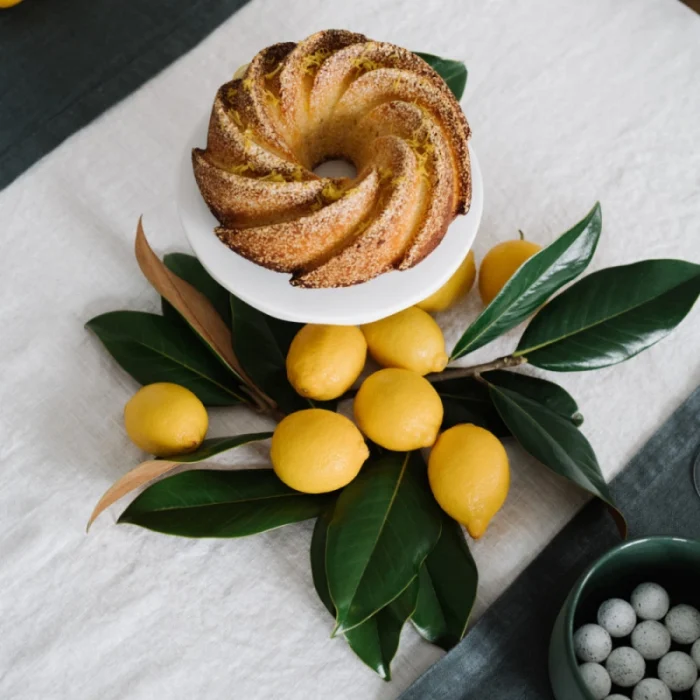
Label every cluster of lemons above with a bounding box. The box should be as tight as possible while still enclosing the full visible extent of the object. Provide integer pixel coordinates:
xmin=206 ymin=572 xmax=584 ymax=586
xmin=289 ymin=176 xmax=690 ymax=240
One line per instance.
xmin=123 ymin=237 xmax=540 ymax=538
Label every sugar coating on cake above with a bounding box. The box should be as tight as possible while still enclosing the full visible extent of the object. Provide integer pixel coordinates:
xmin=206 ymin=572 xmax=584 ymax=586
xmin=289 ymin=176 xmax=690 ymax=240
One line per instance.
xmin=193 ymin=29 xmax=471 ymax=288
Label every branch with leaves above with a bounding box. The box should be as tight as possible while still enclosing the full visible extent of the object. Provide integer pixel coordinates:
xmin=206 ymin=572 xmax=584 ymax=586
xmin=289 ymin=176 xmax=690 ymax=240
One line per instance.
xmin=84 ymin=56 xmax=700 ymax=680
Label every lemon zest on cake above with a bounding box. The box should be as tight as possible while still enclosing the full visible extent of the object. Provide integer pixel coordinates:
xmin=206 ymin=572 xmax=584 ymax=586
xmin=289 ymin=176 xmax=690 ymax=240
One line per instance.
xmin=242 ymin=77 xmax=254 ymax=91
xmin=228 ymin=163 xmax=252 ymax=176
xmin=264 ymin=88 xmax=280 ymax=106
xmin=352 ymin=56 xmax=381 ymax=74
xmin=230 ymin=110 xmax=244 ymax=128
xmin=378 ymin=166 xmax=394 ymax=183
xmin=321 ymin=181 xmax=345 ymax=203
xmin=260 ymin=170 xmax=287 ymax=183
xmin=265 ymin=63 xmax=283 ymax=80
xmin=226 ymin=86 xmax=238 ymax=102
xmin=406 ymin=131 xmax=435 ymax=179
xmin=302 ymin=49 xmax=332 ymax=75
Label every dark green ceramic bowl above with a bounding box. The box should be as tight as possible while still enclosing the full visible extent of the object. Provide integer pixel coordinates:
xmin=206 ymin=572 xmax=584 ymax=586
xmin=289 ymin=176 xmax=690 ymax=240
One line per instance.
xmin=549 ymin=537 xmax=700 ymax=700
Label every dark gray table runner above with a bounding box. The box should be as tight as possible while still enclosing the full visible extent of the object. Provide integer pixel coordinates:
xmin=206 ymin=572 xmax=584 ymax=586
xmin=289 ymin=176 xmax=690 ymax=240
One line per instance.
xmin=0 ymin=0 xmax=252 ymax=190
xmin=402 ymin=385 xmax=700 ymax=700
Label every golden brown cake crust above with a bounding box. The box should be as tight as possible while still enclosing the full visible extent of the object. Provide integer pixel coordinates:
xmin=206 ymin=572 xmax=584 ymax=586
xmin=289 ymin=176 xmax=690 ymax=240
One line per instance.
xmin=192 ymin=30 xmax=472 ymax=288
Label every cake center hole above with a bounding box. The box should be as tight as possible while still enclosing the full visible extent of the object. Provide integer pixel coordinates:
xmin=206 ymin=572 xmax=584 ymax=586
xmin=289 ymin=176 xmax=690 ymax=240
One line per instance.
xmin=313 ymin=159 xmax=357 ymax=179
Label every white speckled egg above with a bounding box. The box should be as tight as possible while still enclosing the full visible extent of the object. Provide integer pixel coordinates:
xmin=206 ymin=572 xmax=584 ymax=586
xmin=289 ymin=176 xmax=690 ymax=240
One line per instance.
xmin=657 ymin=650 xmax=698 ymax=692
xmin=605 ymin=695 xmax=631 ymax=700
xmin=631 ymin=678 xmax=671 ymax=700
xmin=691 ymin=638 xmax=700 ymax=669
xmin=631 ymin=620 xmax=671 ymax=660
xmin=665 ymin=604 xmax=700 ymax=644
xmin=605 ymin=647 xmax=645 ymax=687
xmin=574 ymin=624 xmax=613 ymax=663
xmin=630 ymin=583 xmax=670 ymax=621
xmin=693 ymin=678 xmax=700 ymax=700
xmin=579 ymin=662 xmax=612 ymax=700
xmin=598 ymin=599 xmax=637 ymax=637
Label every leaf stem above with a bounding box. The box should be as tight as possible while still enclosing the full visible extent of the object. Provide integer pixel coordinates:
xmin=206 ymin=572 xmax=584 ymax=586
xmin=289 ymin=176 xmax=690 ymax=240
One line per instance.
xmin=426 ymin=355 xmax=527 ymax=384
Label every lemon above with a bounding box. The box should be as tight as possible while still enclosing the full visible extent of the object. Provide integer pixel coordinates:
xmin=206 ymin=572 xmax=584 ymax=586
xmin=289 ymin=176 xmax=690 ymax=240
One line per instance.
xmin=124 ymin=383 xmax=208 ymax=457
xmin=0 ymin=0 xmax=25 ymax=8
xmin=361 ymin=307 xmax=448 ymax=376
xmin=478 ymin=239 xmax=542 ymax=306
xmin=353 ymin=368 xmax=443 ymax=451
xmin=286 ymin=324 xmax=367 ymax=401
xmin=271 ymin=409 xmax=369 ymax=493
xmin=428 ymin=424 xmax=510 ymax=539
xmin=417 ymin=250 xmax=476 ymax=313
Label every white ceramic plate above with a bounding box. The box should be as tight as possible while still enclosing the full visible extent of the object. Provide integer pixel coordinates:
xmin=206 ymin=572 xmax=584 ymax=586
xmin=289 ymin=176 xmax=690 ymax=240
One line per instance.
xmin=178 ymin=117 xmax=483 ymax=325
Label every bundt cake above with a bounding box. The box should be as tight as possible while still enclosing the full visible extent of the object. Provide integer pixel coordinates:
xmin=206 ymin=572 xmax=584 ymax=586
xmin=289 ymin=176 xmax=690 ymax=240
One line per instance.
xmin=192 ymin=30 xmax=471 ymax=288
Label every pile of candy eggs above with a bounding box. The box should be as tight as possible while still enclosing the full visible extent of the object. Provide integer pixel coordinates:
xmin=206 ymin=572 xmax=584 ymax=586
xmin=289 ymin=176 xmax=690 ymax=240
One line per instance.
xmin=573 ymin=582 xmax=700 ymax=699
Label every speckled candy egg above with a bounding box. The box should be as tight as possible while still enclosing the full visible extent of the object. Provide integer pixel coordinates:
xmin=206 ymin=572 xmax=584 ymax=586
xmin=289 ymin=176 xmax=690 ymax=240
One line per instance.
xmin=693 ymin=678 xmax=700 ymax=700
xmin=657 ymin=650 xmax=698 ymax=692
xmin=631 ymin=620 xmax=671 ymax=660
xmin=630 ymin=583 xmax=670 ymax=621
xmin=605 ymin=695 xmax=631 ymax=700
xmin=574 ymin=624 xmax=613 ymax=663
xmin=605 ymin=647 xmax=645 ymax=687
xmin=579 ymin=662 xmax=612 ymax=700
xmin=632 ymin=678 xmax=672 ymax=700
xmin=665 ymin=604 xmax=700 ymax=644
xmin=598 ymin=599 xmax=637 ymax=638
xmin=691 ymin=638 xmax=700 ymax=669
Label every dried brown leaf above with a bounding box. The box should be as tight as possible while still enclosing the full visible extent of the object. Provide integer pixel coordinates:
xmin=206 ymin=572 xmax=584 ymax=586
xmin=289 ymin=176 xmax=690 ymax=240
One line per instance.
xmin=134 ymin=217 xmax=249 ymax=382
xmin=87 ymin=459 xmax=178 ymax=531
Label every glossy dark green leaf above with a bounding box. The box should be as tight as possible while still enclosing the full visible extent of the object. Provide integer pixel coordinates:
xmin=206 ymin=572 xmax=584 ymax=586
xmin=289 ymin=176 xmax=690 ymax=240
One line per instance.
xmin=516 ymin=260 xmax=700 ymax=371
xmin=166 ymin=432 xmax=273 ymax=464
xmin=436 ymin=377 xmax=510 ymax=436
xmin=86 ymin=311 xmax=244 ymax=405
xmin=119 ymin=469 xmax=329 ymax=537
xmin=451 ymin=203 xmax=602 ymax=359
xmin=483 ymin=370 xmax=583 ymax=426
xmin=412 ymin=510 xmax=478 ymax=650
xmin=163 ymin=253 xmax=231 ymax=327
xmin=229 ymin=294 xmax=318 ymax=414
xmin=415 ymin=52 xmax=467 ymax=99
xmin=311 ymin=507 xmax=419 ymax=680
xmin=326 ymin=452 xmax=442 ymax=633
xmin=487 ymin=382 xmax=626 ymax=535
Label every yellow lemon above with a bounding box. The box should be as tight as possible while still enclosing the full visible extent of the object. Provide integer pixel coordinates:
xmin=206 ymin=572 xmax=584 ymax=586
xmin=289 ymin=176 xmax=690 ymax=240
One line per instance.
xmin=353 ymin=368 xmax=443 ymax=451
xmin=0 ymin=0 xmax=25 ymax=8
xmin=361 ymin=307 xmax=448 ymax=376
xmin=478 ymin=239 xmax=542 ymax=306
xmin=428 ymin=424 xmax=510 ymax=539
xmin=124 ymin=383 xmax=208 ymax=457
xmin=417 ymin=250 xmax=476 ymax=313
xmin=286 ymin=324 xmax=367 ymax=401
xmin=271 ymin=409 xmax=369 ymax=493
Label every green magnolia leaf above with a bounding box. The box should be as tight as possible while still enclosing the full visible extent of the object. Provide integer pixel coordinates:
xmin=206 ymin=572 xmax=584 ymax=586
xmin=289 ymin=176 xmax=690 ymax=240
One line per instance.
xmin=326 ymin=452 xmax=442 ymax=634
xmin=436 ymin=377 xmax=510 ymax=436
xmin=229 ymin=294 xmax=316 ymax=414
xmin=166 ymin=432 xmax=273 ymax=463
xmin=119 ymin=468 xmax=329 ymax=537
xmin=415 ymin=52 xmax=467 ymax=99
xmin=86 ymin=311 xmax=244 ymax=406
xmin=483 ymin=370 xmax=583 ymax=426
xmin=412 ymin=510 xmax=478 ymax=650
xmin=451 ymin=203 xmax=602 ymax=360
xmin=486 ymin=382 xmax=626 ymax=536
xmin=311 ymin=507 xmax=419 ymax=680
xmin=163 ymin=253 xmax=231 ymax=328
xmin=516 ymin=260 xmax=700 ymax=371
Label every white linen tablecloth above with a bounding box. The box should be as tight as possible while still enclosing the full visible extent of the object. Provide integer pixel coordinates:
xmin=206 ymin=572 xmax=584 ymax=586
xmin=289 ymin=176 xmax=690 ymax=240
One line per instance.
xmin=1 ymin=0 xmax=699 ymax=697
